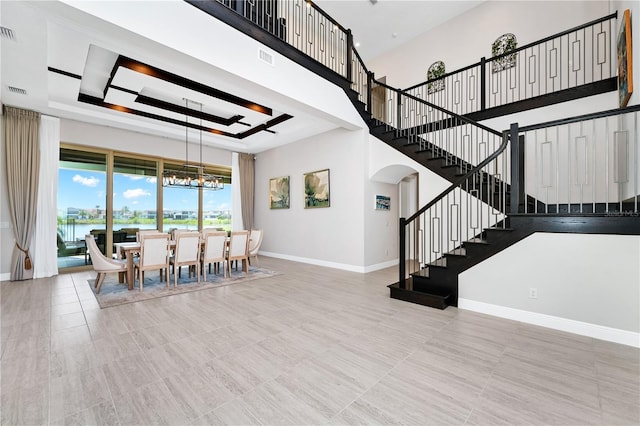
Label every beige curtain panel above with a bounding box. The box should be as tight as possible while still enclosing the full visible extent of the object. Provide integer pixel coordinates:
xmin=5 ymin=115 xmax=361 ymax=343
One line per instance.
xmin=238 ymin=152 xmax=255 ymax=231
xmin=4 ymin=105 xmax=41 ymax=281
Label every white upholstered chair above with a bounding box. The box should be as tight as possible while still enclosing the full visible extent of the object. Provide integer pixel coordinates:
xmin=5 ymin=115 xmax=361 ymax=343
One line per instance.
xmin=226 ymin=230 xmax=250 ymax=276
xmin=134 ymin=232 xmax=170 ymax=291
xmin=85 ymin=234 xmax=127 ymax=294
xmin=248 ymin=229 xmax=264 ymax=266
xmin=169 ymin=231 xmax=201 ymax=287
xmin=201 ymin=230 xmax=227 ymax=280
xmin=135 ymin=229 xmax=161 ymax=242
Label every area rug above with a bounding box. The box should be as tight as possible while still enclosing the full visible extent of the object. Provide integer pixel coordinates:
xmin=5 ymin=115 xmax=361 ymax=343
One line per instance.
xmin=88 ymin=266 xmax=279 ymax=308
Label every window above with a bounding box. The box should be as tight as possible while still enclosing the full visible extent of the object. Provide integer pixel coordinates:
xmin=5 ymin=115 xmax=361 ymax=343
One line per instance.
xmin=113 ymin=156 xmax=158 ymax=235
xmin=57 ymin=146 xmax=232 ymax=269
xmin=58 ymin=148 xmax=107 ymax=267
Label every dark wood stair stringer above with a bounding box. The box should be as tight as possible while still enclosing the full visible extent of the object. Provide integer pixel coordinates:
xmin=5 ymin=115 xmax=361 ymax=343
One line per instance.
xmin=388 ymin=214 xmax=640 ymax=309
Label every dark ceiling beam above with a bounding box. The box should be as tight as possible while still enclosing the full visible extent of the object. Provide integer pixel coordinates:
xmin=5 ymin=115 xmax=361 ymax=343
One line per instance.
xmin=115 ymin=55 xmax=273 ymax=116
xmin=237 ymin=114 xmax=293 ymax=138
xmin=78 ymin=93 xmax=239 ymax=138
xmin=135 ymin=94 xmax=248 ymax=127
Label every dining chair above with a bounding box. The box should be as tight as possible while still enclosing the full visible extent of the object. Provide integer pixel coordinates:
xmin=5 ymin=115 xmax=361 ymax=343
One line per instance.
xmin=226 ymin=230 xmax=250 ymax=277
xmin=201 ymin=230 xmax=227 ymax=280
xmin=169 ymin=231 xmax=201 ymax=287
xmin=248 ymin=229 xmax=264 ymax=266
xmin=85 ymin=234 xmax=127 ymax=293
xmin=134 ymin=232 xmax=170 ymax=291
xmin=136 ymin=229 xmax=160 ymax=242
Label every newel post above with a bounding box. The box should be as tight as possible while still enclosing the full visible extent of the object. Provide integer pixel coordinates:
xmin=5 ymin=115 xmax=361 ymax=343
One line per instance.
xmin=399 ymin=217 xmax=406 ymax=288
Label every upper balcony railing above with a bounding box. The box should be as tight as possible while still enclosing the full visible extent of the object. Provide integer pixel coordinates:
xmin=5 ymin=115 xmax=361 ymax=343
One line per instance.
xmin=404 ymin=13 xmax=618 ymax=117
xmin=213 ymin=0 xmax=352 ymax=79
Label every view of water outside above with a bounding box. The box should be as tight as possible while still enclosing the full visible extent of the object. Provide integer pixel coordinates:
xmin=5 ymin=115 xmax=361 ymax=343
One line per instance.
xmin=57 ymin=168 xmax=232 ymax=242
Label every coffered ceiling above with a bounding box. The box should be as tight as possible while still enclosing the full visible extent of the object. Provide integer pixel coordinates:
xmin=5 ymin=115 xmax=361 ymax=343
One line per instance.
xmin=1 ymin=1 xmax=344 ymax=153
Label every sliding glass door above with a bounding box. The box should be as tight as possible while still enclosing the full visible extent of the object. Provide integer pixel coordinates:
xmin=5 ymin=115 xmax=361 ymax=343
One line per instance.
xmin=57 ymin=148 xmax=107 ymax=268
xmin=57 ymin=146 xmax=232 ymax=270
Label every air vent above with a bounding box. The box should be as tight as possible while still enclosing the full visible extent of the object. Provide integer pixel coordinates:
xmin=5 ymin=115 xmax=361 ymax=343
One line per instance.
xmin=0 ymin=26 xmax=15 ymax=41
xmin=7 ymin=86 xmax=27 ymax=95
xmin=258 ymin=49 xmax=274 ymax=66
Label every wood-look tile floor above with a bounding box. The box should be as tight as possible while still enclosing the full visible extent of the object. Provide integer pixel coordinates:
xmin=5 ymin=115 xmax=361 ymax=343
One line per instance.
xmin=1 ymin=257 xmax=638 ymax=425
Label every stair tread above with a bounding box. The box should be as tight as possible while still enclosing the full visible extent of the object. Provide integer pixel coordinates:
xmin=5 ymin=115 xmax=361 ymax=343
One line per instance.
xmin=445 ymin=247 xmax=467 ymax=256
xmin=485 ymin=227 xmax=514 ymax=232
xmin=427 ymin=258 xmax=447 ymax=267
xmin=412 ymin=268 xmax=429 ymax=278
xmin=465 ymin=237 xmax=489 ymax=244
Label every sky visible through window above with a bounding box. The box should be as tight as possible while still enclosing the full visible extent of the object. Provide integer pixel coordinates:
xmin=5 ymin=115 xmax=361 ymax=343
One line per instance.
xmin=58 ymin=168 xmax=232 ymax=214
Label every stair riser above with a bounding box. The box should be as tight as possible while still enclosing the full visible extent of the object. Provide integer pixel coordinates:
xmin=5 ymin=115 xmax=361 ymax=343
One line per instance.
xmin=389 ymin=285 xmax=450 ymax=310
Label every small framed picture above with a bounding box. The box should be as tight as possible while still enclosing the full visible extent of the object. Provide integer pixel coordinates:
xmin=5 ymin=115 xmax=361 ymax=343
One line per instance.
xmin=269 ymin=176 xmax=290 ymax=209
xmin=304 ymin=169 xmax=330 ymax=208
xmin=375 ymin=195 xmax=390 ymax=210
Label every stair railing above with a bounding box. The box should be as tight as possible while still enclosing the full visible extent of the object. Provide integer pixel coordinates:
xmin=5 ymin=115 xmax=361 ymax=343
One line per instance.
xmin=514 ymin=104 xmax=640 ymax=215
xmin=208 ymin=0 xmax=353 ymax=80
xmin=365 ymin=79 xmax=509 ymax=285
xmin=370 ymin=79 xmax=506 ymax=174
xmin=405 ymin=12 xmax=618 ymax=116
xmin=399 ymin=127 xmax=511 ymax=285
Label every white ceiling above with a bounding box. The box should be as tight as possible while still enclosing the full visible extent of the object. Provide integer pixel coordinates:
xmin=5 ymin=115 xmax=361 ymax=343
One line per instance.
xmin=316 ymin=0 xmax=485 ymax=61
xmin=1 ymin=0 xmax=481 ymax=153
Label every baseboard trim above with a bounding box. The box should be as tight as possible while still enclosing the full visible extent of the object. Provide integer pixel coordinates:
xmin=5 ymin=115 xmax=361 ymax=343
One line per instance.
xmin=458 ymin=298 xmax=640 ymax=348
xmin=0 ymin=273 xmax=11 ymax=282
xmin=363 ymin=259 xmax=398 ymax=273
xmin=260 ymin=251 xmax=397 ymax=273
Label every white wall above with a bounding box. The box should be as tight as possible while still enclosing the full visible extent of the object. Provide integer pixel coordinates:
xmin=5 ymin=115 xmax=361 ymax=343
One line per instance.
xmin=368 ymin=1 xmax=610 ymax=90
xmin=459 ymin=233 xmax=640 ymax=343
xmin=254 ymin=128 xmax=368 ymax=271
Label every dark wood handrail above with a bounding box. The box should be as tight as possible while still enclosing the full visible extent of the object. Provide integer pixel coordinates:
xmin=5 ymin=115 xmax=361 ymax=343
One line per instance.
xmin=405 ymin=131 xmax=510 ymax=224
xmin=517 ymin=103 xmax=640 ymax=133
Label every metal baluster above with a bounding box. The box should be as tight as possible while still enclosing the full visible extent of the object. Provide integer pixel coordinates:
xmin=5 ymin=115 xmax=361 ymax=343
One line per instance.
xmin=605 ymin=117 xmax=610 ymax=213
xmin=592 ymin=118 xmax=596 ymax=214
xmin=631 ymin=111 xmax=640 ymax=213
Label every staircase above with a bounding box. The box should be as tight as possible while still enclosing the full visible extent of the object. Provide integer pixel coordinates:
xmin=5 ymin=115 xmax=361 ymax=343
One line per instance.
xmin=192 ymin=1 xmax=639 ymax=310
xmin=347 ymin=77 xmax=639 ymax=310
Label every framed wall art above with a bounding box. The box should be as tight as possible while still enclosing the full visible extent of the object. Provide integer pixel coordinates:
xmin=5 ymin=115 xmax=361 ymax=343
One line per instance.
xmin=269 ymin=175 xmax=290 ymax=209
xmin=617 ymin=9 xmax=633 ymax=108
xmin=304 ymin=168 xmax=330 ymax=208
xmin=375 ymin=195 xmax=391 ymax=211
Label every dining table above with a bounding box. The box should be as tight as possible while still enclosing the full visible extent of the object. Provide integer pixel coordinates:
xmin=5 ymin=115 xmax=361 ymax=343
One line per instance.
xmin=113 ymin=238 xmax=229 ymax=290
xmin=114 ymin=241 xmax=187 ymax=290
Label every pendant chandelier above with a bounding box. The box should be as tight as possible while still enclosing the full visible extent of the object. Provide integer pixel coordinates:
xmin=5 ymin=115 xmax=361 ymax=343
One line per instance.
xmin=162 ymin=98 xmax=224 ymax=190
